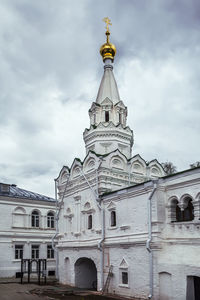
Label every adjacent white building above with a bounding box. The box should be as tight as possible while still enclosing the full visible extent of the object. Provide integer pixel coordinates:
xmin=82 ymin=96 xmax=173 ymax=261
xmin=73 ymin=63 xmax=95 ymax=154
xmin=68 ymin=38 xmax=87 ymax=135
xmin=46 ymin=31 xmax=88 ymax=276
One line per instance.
xmin=0 ymin=182 xmax=56 ymax=278
xmin=55 ymin=25 xmax=200 ymax=300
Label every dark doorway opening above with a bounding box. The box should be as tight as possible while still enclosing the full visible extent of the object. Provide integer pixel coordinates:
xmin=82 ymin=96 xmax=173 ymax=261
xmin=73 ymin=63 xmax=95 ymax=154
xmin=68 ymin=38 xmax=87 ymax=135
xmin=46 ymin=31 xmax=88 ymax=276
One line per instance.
xmin=194 ymin=276 xmax=200 ymax=300
xmin=75 ymin=257 xmax=97 ymax=290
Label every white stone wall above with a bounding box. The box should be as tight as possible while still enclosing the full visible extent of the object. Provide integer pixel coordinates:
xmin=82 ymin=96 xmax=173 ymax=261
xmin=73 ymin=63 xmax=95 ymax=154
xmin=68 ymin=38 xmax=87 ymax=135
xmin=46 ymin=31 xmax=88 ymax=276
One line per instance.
xmin=57 ymin=167 xmax=200 ymax=299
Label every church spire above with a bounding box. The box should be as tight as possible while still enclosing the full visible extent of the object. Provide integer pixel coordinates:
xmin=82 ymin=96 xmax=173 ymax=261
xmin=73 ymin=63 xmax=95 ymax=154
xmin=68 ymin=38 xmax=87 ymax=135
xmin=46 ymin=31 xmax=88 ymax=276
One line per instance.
xmin=96 ymin=18 xmax=120 ymax=105
xmin=83 ymin=19 xmax=134 ymax=159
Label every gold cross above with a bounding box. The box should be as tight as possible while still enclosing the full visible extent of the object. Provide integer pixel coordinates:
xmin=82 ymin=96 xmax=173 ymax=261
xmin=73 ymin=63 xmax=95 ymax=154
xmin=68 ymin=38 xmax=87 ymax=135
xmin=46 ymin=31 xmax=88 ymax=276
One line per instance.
xmin=103 ymin=17 xmax=112 ymax=32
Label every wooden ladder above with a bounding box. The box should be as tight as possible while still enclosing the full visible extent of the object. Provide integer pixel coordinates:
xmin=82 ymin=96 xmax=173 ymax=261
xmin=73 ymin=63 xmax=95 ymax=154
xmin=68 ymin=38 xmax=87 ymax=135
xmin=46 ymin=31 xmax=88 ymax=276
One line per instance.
xmin=102 ymin=265 xmax=113 ymax=294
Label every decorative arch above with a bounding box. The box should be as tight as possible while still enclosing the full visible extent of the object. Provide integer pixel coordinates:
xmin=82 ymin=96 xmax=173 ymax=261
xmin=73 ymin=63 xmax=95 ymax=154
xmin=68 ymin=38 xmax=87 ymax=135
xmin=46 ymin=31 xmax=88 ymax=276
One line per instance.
xmin=110 ymin=155 xmax=125 ymax=170
xmin=148 ymin=160 xmax=165 ymax=177
xmin=85 ymin=159 xmax=95 ymax=172
xmin=167 ymin=196 xmax=181 ymax=222
xmin=84 ymin=202 xmax=91 ymax=210
xmin=180 ymin=194 xmax=194 ymax=222
xmin=56 ymin=166 xmax=70 ymax=185
xmin=13 ymin=206 xmax=26 ymax=214
xmin=61 ymin=171 xmax=69 ymax=183
xmin=131 ymin=161 xmax=145 ymax=174
xmin=71 ymin=166 xmax=81 ymax=178
xmin=70 ymin=158 xmax=83 ymax=179
xmin=12 ymin=207 xmax=26 ymax=228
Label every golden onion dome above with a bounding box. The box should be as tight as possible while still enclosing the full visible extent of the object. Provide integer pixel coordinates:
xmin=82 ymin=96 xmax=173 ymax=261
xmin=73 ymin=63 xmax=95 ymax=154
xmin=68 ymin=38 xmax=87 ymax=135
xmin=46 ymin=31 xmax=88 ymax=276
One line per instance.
xmin=100 ymin=18 xmax=116 ymax=62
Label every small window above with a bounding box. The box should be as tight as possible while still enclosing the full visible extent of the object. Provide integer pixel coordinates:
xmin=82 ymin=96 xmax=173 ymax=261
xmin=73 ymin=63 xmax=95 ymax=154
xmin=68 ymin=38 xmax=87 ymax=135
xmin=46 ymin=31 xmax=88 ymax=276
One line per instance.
xmin=48 ymin=270 xmax=55 ymax=276
xmin=119 ymin=113 xmax=122 ymax=124
xmin=122 ymin=271 xmax=128 ymax=284
xmin=32 ymin=210 xmax=39 ymax=227
xmin=111 ymin=210 xmax=116 ymax=227
xmin=88 ymin=215 xmax=92 ymax=229
xmin=15 ymin=245 xmax=23 ymax=259
xmin=47 ymin=245 xmax=54 ymax=259
xmin=47 ymin=212 xmax=55 ymax=228
xmin=32 ymin=245 xmax=39 ymax=259
xmin=105 ymin=111 xmax=109 ymax=122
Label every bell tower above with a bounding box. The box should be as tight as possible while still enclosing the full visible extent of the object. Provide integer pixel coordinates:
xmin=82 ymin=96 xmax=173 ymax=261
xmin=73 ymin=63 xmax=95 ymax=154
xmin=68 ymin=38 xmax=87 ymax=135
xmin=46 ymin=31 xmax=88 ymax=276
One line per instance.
xmin=83 ymin=18 xmax=133 ymax=159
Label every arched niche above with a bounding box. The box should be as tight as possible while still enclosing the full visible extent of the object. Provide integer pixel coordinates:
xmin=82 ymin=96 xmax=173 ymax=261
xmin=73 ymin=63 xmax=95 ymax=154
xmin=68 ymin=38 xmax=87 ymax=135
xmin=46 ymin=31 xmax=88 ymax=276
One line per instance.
xmin=84 ymin=158 xmax=96 ymax=173
xmin=12 ymin=207 xmax=26 ymax=228
xmin=110 ymin=156 xmax=125 ymax=171
xmin=131 ymin=161 xmax=145 ymax=174
xmin=159 ymin=272 xmax=172 ymax=300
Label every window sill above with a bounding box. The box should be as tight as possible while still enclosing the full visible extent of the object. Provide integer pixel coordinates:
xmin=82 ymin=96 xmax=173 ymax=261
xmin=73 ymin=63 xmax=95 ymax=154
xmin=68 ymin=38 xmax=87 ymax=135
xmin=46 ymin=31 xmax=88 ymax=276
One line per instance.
xmin=119 ymin=284 xmax=130 ymax=289
xmin=74 ymin=232 xmax=81 ymax=237
xmin=12 ymin=259 xmax=21 ymax=263
xmin=108 ymin=226 xmax=118 ymax=230
xmin=120 ymin=225 xmax=130 ymax=230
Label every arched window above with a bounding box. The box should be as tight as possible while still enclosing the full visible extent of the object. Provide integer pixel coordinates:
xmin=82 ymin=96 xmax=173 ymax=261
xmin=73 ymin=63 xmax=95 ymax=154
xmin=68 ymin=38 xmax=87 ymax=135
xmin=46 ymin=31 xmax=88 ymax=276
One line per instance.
xmin=105 ymin=111 xmax=109 ymax=122
xmin=88 ymin=215 xmax=92 ymax=229
xmin=176 ymin=203 xmax=182 ymax=222
xmin=31 ymin=210 xmax=39 ymax=227
xmin=47 ymin=212 xmax=55 ymax=228
xmin=111 ymin=210 xmax=116 ymax=227
xmin=183 ymin=198 xmax=194 ymax=221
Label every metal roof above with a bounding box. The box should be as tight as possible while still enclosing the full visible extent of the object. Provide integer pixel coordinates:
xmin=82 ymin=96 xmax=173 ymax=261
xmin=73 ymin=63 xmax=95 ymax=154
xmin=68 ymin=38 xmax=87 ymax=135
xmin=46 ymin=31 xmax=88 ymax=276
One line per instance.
xmin=0 ymin=183 xmax=55 ymax=202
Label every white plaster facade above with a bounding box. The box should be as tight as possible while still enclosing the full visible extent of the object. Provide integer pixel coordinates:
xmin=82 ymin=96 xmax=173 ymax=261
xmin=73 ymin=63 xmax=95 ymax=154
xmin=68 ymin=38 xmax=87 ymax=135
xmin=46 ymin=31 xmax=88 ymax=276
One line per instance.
xmin=56 ymin=48 xmax=200 ymax=300
xmin=0 ymin=183 xmax=56 ymax=278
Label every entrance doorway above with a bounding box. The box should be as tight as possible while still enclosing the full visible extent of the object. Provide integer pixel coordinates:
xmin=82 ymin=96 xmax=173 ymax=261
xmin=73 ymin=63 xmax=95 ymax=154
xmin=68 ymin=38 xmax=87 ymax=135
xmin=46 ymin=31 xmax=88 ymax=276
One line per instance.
xmin=187 ymin=276 xmax=200 ymax=300
xmin=75 ymin=257 xmax=97 ymax=290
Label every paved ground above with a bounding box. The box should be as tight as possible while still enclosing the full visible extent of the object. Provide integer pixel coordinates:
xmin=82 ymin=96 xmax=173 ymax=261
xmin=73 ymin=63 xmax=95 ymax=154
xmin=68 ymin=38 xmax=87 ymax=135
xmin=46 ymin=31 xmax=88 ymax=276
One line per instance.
xmin=0 ymin=282 xmax=141 ymax=300
xmin=0 ymin=283 xmax=49 ymax=300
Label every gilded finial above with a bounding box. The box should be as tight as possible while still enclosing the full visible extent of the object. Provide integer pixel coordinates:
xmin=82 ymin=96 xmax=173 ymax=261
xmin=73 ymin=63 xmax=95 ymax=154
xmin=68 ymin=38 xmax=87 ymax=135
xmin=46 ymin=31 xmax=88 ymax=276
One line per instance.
xmin=100 ymin=17 xmax=116 ymax=62
xmin=103 ymin=17 xmax=112 ymax=32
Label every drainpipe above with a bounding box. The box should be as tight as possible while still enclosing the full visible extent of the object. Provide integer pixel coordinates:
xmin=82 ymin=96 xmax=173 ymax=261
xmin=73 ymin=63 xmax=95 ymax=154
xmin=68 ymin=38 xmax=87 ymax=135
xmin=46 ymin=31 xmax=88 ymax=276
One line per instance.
xmin=97 ymin=197 xmax=105 ymax=291
xmin=146 ymin=182 xmax=157 ymax=299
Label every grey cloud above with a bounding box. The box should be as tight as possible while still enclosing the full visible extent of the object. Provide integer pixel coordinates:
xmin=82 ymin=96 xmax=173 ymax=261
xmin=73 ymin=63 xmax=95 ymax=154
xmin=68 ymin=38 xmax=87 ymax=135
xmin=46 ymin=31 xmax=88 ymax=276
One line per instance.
xmin=0 ymin=0 xmax=199 ymax=196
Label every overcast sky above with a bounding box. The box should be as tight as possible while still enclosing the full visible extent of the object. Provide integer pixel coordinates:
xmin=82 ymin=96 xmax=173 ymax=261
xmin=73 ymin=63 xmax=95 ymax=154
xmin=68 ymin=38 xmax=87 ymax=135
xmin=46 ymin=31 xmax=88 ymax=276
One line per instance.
xmin=0 ymin=0 xmax=199 ymax=197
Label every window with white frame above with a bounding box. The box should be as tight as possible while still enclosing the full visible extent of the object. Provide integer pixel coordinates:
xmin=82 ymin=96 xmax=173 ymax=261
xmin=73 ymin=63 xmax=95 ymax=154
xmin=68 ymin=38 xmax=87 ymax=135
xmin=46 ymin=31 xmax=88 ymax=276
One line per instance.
xmin=15 ymin=245 xmax=23 ymax=259
xmin=111 ymin=210 xmax=116 ymax=227
xmin=88 ymin=214 xmax=92 ymax=229
xmin=31 ymin=245 xmax=39 ymax=259
xmin=47 ymin=212 xmax=55 ymax=228
xmin=119 ymin=258 xmax=129 ymax=287
xmin=107 ymin=201 xmax=117 ymax=228
xmin=31 ymin=210 xmax=39 ymax=227
xmin=47 ymin=245 xmax=54 ymax=259
xmin=82 ymin=202 xmax=95 ymax=231
xmin=121 ymin=271 xmax=128 ymax=284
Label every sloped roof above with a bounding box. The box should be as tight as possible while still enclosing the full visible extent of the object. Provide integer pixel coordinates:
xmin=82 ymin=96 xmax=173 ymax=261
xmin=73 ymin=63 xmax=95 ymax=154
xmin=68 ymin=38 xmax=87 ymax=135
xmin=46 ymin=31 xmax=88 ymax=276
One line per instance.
xmin=0 ymin=183 xmax=55 ymax=202
xmin=96 ymin=65 xmax=120 ymax=105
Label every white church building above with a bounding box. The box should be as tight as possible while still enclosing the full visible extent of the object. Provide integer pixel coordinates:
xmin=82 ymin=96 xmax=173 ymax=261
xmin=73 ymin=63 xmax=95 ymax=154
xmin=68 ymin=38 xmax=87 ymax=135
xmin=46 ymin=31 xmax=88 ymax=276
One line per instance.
xmin=0 ymin=20 xmax=199 ymax=300
xmin=55 ymin=21 xmax=200 ymax=300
